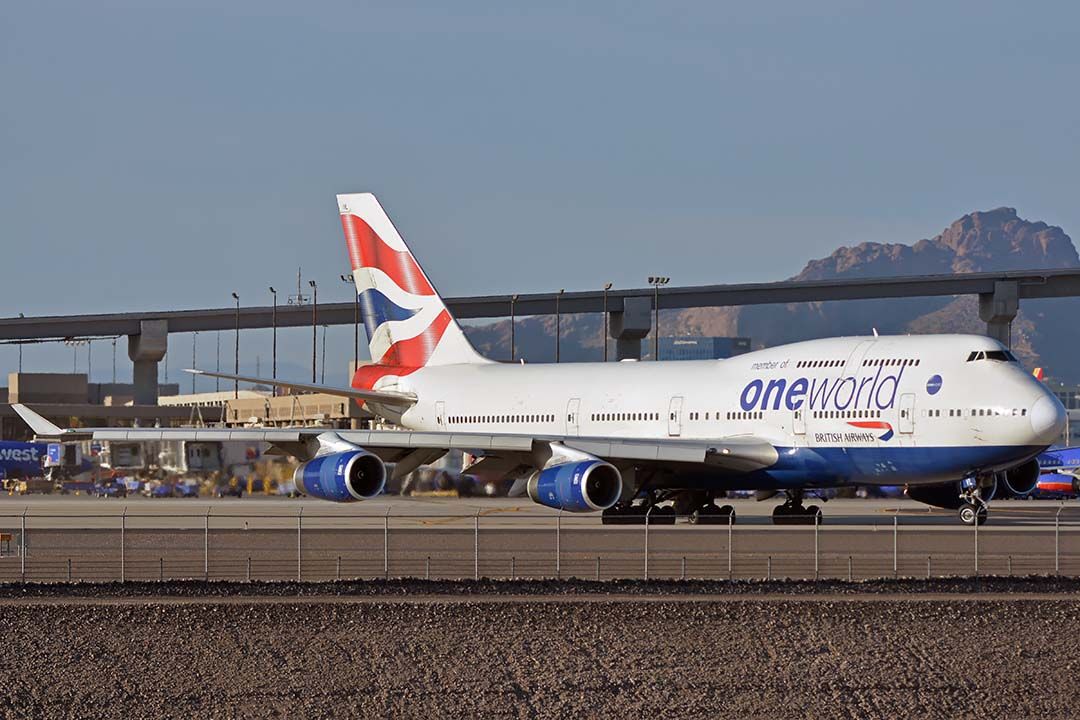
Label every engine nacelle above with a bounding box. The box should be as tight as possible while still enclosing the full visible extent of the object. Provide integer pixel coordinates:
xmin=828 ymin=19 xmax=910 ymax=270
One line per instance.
xmin=999 ymin=459 xmax=1040 ymax=498
xmin=294 ymin=450 xmax=386 ymax=502
xmin=526 ymin=460 xmax=622 ymax=512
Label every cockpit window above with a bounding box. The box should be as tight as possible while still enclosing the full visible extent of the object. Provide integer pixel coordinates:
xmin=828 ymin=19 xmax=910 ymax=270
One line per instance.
xmin=966 ymin=350 xmax=1017 ymax=362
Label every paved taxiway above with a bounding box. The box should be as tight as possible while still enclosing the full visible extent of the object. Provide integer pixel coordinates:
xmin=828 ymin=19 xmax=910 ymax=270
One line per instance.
xmin=1 ymin=497 xmax=1078 ymax=582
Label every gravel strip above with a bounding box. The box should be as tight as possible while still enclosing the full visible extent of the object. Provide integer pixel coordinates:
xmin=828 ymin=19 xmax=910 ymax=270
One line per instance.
xmin=1 ymin=596 xmax=1077 ymax=719
xmin=3 ymin=575 xmax=1080 ymax=599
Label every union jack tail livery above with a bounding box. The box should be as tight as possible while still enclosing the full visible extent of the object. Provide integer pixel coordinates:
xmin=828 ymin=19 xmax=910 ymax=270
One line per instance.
xmin=338 ymin=193 xmax=490 ymax=391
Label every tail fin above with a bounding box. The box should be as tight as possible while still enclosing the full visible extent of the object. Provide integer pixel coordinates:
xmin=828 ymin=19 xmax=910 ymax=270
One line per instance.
xmin=337 ymin=193 xmax=490 ymax=381
xmin=1034 ymin=367 xmax=1045 ymax=381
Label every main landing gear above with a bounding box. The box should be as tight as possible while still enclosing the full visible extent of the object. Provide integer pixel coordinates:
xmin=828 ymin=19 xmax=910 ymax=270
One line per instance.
xmin=957 ymin=480 xmax=989 ymax=526
xmin=600 ymin=491 xmax=736 ymax=525
xmin=771 ymin=490 xmax=822 ymax=525
xmin=601 ymin=502 xmax=675 ymax=525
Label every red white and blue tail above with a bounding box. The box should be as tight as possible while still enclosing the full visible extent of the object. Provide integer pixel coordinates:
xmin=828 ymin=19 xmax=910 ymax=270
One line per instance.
xmin=338 ymin=193 xmax=490 ymax=390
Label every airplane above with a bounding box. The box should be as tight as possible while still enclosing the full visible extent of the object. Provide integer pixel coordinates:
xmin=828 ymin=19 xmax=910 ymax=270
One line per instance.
xmin=1033 ymin=445 xmax=1080 ymax=497
xmin=11 ymin=192 xmax=1068 ymax=526
xmin=0 ymin=440 xmax=47 ymax=480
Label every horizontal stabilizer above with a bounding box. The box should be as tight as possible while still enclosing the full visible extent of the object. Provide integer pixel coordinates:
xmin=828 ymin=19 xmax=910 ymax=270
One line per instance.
xmin=184 ymin=369 xmax=416 ymax=407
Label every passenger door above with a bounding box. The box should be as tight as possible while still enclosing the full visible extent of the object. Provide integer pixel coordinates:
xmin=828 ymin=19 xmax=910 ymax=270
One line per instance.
xmin=668 ymin=396 xmax=684 ymax=437
xmin=793 ymin=407 xmax=806 ymax=439
xmin=566 ymin=398 xmax=581 ymax=436
xmin=899 ymin=393 xmax=915 ymax=435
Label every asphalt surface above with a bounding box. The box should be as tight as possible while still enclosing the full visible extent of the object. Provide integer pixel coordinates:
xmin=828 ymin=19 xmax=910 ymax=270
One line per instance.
xmin=1 ymin=497 xmax=1079 ymax=582
xmin=1 ymin=589 xmax=1078 ymax=718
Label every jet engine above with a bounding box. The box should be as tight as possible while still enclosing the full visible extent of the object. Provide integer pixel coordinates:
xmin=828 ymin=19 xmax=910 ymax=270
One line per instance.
xmin=526 ymin=459 xmax=622 ymax=512
xmin=293 ymin=450 xmax=386 ymax=502
xmin=997 ymin=459 xmax=1040 ymax=498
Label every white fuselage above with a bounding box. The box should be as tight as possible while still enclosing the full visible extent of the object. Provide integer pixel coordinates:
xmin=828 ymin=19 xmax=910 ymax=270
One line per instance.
xmin=376 ymin=334 xmax=1065 ymax=488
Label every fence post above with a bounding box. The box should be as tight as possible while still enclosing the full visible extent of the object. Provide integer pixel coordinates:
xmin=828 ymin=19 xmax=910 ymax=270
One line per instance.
xmin=727 ymin=512 xmax=733 ymax=580
xmin=927 ymin=555 xmax=931 ymax=579
xmin=1008 ymin=555 xmax=1013 ymax=576
xmin=474 ymin=509 xmax=480 ymax=581
xmin=297 ymin=507 xmax=303 ymax=582
xmin=556 ymin=509 xmax=562 ymax=580
xmin=814 ymin=510 xmax=821 ymax=580
xmin=20 ymin=507 xmax=27 ymax=583
xmin=511 ymin=555 xmax=516 ymax=580
xmin=847 ymin=556 xmax=852 ymax=582
xmin=160 ymin=557 xmax=164 ymax=583
xmin=893 ymin=514 xmax=898 ymax=578
xmin=767 ymin=555 xmax=772 ymax=581
xmin=204 ymin=507 xmax=210 ymax=581
xmin=644 ymin=506 xmax=654 ymax=581
xmin=246 ymin=557 xmax=251 ymax=583
xmin=681 ymin=556 xmax=686 ymax=581
xmin=67 ymin=558 xmax=72 ymax=583
xmin=973 ymin=511 xmax=979 ymax=577
xmin=336 ymin=556 xmax=341 ymax=581
xmin=120 ymin=506 xmax=127 ymax=583
xmin=1056 ymin=505 xmax=1064 ymax=575
xmin=425 ymin=556 xmax=430 ymax=581
xmin=596 ymin=556 xmax=601 ymax=582
xmin=383 ymin=506 xmax=391 ymax=580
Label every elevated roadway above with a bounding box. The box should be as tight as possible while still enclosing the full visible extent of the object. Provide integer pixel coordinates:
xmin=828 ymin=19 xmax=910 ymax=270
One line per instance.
xmin=3 ymin=268 xmax=1079 ymax=402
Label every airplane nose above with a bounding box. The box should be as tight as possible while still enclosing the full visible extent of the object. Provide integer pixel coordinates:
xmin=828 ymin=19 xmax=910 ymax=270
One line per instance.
xmin=1030 ymin=395 xmax=1066 ymax=444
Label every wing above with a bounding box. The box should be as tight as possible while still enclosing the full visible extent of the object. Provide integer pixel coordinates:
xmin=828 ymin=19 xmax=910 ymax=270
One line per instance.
xmin=182 ymin=369 xmax=416 ymax=407
xmin=11 ymin=403 xmax=777 ymax=475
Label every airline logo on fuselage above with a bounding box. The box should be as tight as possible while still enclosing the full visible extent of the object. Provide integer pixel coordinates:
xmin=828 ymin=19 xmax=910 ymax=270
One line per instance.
xmin=740 ymin=365 xmax=907 ymax=412
xmin=0 ymin=446 xmax=41 ymax=464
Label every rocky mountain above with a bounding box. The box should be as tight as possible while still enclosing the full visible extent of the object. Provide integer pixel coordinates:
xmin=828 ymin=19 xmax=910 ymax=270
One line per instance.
xmin=462 ymin=207 xmax=1080 ymax=381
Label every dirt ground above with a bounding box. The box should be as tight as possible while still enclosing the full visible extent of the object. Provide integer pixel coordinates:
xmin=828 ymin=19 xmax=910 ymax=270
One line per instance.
xmin=1 ymin=591 xmax=1077 ymax=719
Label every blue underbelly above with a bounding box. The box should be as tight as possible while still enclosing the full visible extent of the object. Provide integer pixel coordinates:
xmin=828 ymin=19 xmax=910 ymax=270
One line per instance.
xmin=674 ymin=444 xmax=1046 ymax=490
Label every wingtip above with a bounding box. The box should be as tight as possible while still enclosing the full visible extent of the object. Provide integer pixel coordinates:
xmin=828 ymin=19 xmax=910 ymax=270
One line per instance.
xmin=11 ymin=403 xmax=64 ymax=437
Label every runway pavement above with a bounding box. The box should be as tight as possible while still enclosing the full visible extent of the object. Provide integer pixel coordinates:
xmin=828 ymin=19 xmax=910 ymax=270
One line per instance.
xmin=0 ymin=496 xmax=1078 ymax=583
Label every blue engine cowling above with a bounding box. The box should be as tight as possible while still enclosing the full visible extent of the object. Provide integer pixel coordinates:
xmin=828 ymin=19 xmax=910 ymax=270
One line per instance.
xmin=294 ymin=450 xmax=386 ymax=502
xmin=526 ymin=460 xmax=622 ymax=512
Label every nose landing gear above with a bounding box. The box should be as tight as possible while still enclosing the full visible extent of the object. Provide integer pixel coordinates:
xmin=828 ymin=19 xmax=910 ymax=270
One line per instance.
xmin=957 ymin=481 xmax=989 ymax=525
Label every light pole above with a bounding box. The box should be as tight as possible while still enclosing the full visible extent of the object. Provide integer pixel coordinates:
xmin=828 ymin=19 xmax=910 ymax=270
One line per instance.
xmin=269 ymin=287 xmax=278 ymax=384
xmin=602 ymin=282 xmax=612 ymax=362
xmin=341 ymin=274 xmax=358 ymax=370
xmin=17 ymin=314 xmax=23 ymax=372
xmin=309 ymin=280 xmax=318 ymax=383
xmin=509 ymin=294 xmax=518 ymax=362
xmin=648 ymin=276 xmax=670 ymax=361
xmin=215 ymin=331 xmax=221 ymax=392
xmin=231 ymin=292 xmax=240 ymax=399
xmin=555 ymin=289 xmax=565 ymax=363
xmin=111 ymin=338 xmax=116 ymax=383
xmin=321 ymin=325 xmax=328 ymax=384
xmin=191 ymin=332 xmax=197 ymax=394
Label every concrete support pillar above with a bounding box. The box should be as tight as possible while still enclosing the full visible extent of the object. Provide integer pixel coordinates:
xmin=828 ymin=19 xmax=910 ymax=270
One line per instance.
xmin=978 ymin=281 xmax=1019 ymax=348
xmin=127 ymin=320 xmax=168 ymax=405
xmin=609 ymin=296 xmax=651 ymax=361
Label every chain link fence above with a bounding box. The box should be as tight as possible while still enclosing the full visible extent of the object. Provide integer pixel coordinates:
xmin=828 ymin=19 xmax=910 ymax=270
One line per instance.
xmin=1 ymin=506 xmax=1079 ymax=583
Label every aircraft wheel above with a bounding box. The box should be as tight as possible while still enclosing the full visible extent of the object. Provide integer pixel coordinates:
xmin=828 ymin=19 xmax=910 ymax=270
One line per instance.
xmin=602 ymin=505 xmax=646 ymax=525
xmin=958 ymin=503 xmax=988 ymax=526
xmin=647 ymin=505 xmax=677 ymax=525
xmin=690 ymin=504 xmax=736 ymax=525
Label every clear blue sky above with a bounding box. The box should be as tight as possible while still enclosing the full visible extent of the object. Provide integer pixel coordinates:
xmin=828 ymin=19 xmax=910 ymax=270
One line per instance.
xmin=2 ymin=1 xmax=1078 ymax=385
